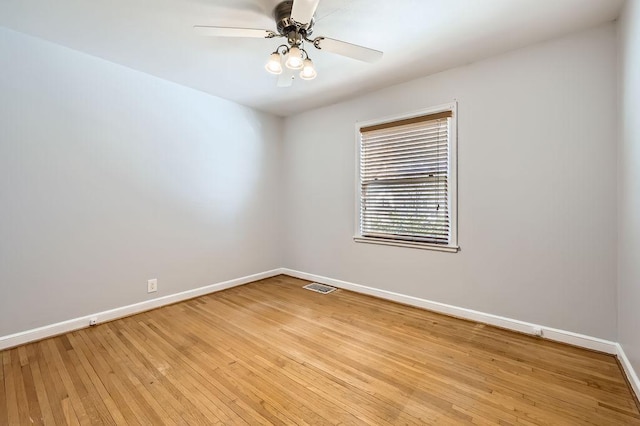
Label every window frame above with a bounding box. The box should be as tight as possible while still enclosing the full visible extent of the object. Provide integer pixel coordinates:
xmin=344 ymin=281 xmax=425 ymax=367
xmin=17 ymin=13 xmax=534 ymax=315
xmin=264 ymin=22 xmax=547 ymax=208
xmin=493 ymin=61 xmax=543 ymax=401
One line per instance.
xmin=354 ymin=102 xmax=459 ymax=253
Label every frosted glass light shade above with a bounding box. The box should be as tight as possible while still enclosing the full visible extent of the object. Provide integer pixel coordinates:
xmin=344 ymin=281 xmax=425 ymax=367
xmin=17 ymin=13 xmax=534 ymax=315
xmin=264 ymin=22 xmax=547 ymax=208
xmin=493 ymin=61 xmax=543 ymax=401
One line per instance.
xmin=299 ymin=58 xmax=317 ymax=80
xmin=285 ymin=47 xmax=304 ymax=70
xmin=265 ymin=53 xmax=283 ymax=74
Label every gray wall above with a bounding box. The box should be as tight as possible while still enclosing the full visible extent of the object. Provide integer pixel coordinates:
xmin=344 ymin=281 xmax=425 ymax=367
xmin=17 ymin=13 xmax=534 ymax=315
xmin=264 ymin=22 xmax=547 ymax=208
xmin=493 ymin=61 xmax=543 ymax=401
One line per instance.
xmin=282 ymin=25 xmax=619 ymax=340
xmin=618 ymin=0 xmax=640 ymax=375
xmin=0 ymin=27 xmax=282 ymax=336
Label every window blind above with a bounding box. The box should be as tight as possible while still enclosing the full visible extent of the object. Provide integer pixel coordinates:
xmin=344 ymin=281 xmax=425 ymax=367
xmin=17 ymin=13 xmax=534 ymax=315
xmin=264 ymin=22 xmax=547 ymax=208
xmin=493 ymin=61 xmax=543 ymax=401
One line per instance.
xmin=359 ymin=111 xmax=452 ymax=245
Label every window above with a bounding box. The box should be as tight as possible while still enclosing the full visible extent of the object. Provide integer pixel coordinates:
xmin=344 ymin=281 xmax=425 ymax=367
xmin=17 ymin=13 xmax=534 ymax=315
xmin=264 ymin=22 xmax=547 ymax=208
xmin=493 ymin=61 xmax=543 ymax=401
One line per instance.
xmin=354 ymin=103 xmax=458 ymax=252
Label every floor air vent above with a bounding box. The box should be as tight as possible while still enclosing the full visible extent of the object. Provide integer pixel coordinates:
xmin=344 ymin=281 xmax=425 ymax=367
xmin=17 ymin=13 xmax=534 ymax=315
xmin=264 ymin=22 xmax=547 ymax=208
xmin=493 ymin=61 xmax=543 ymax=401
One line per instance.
xmin=303 ymin=283 xmax=337 ymax=294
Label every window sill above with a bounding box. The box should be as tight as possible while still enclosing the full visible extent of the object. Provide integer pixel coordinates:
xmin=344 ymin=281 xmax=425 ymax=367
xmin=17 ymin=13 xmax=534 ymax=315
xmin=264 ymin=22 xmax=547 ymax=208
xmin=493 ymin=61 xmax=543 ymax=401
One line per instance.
xmin=353 ymin=236 xmax=459 ymax=253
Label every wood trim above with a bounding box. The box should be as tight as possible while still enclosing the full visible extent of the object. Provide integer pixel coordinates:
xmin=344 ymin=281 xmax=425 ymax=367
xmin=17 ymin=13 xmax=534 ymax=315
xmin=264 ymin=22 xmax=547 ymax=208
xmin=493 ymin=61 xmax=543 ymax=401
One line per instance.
xmin=360 ymin=110 xmax=453 ymax=133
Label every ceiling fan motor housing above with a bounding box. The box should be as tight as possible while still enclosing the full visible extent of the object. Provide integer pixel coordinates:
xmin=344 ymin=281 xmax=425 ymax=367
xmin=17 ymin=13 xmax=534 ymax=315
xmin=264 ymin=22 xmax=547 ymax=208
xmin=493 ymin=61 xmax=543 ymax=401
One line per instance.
xmin=274 ymin=0 xmax=315 ymax=39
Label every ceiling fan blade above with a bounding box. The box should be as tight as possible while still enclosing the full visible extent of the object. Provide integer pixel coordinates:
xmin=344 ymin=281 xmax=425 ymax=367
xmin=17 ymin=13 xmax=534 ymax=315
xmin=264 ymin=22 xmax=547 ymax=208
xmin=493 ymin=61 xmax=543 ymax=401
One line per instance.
xmin=290 ymin=0 xmax=320 ymax=25
xmin=193 ymin=26 xmax=275 ymax=38
xmin=277 ymin=66 xmax=295 ymax=87
xmin=315 ymin=37 xmax=383 ymax=63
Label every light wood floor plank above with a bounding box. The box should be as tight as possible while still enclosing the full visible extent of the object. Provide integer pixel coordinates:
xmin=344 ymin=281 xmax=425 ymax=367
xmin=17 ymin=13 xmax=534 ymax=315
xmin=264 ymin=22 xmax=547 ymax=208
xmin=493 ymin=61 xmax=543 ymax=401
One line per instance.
xmin=185 ymin=295 xmax=430 ymax=424
xmin=145 ymin=318 xmax=312 ymax=425
xmin=69 ymin=330 xmax=137 ymax=426
xmin=116 ymin=330 xmax=229 ymax=426
xmin=64 ymin=338 xmax=117 ymax=425
xmin=117 ymin=319 xmax=240 ymax=424
xmin=1 ymin=275 xmax=638 ymax=425
xmin=9 ymin=349 xmax=31 ymax=425
xmin=112 ymin=324 xmax=227 ymax=425
xmin=88 ymin=327 xmax=165 ymax=425
xmin=34 ymin=342 xmax=74 ymax=425
xmin=19 ymin=362 xmax=44 ymax=425
xmin=41 ymin=339 xmax=92 ymax=425
xmin=95 ymin=326 xmax=175 ymax=425
xmin=132 ymin=318 xmax=273 ymax=425
xmin=3 ymin=351 xmax=21 ymax=425
xmin=26 ymin=347 xmax=57 ymax=426
xmin=100 ymin=322 xmax=201 ymax=425
xmin=0 ymin=352 xmax=9 ymax=425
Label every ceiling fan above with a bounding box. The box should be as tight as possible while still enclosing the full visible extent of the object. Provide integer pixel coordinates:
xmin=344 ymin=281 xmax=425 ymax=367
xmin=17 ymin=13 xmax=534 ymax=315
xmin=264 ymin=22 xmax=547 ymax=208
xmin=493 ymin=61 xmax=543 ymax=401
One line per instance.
xmin=194 ymin=0 xmax=383 ymax=87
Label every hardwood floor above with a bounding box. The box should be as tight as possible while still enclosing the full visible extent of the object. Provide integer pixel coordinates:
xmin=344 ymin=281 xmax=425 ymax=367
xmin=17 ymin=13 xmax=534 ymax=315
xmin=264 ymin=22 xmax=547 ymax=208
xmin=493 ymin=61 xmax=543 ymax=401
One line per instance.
xmin=1 ymin=275 xmax=639 ymax=425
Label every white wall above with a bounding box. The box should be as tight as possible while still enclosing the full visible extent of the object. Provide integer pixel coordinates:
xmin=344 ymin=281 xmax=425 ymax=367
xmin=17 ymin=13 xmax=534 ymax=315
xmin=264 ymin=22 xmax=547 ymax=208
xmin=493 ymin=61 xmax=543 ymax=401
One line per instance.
xmin=282 ymin=25 xmax=618 ymax=340
xmin=618 ymin=0 xmax=640 ymax=375
xmin=0 ymin=27 xmax=282 ymax=337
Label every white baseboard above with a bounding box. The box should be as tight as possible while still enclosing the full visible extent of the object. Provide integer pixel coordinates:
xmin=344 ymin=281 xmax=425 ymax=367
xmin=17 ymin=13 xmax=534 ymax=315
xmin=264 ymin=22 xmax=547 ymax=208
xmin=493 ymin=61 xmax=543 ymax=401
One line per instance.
xmin=617 ymin=343 xmax=640 ymax=402
xmin=281 ymin=268 xmax=619 ymax=355
xmin=0 ymin=269 xmax=282 ymax=351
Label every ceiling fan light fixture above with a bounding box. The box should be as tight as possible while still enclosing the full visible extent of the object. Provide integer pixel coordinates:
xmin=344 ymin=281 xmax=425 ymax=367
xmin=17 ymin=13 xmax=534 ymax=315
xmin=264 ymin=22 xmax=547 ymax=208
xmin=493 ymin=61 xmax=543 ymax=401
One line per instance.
xmin=299 ymin=58 xmax=317 ymax=80
xmin=285 ymin=46 xmax=304 ymax=70
xmin=265 ymin=52 xmax=283 ymax=74
xmin=195 ymin=0 xmax=384 ymax=86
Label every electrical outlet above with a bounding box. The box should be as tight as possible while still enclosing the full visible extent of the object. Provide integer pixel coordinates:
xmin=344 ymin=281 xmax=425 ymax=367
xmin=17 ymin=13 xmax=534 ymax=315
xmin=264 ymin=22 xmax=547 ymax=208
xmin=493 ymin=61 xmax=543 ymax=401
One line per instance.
xmin=90 ymin=317 xmax=98 ymax=326
xmin=148 ymin=278 xmax=158 ymax=293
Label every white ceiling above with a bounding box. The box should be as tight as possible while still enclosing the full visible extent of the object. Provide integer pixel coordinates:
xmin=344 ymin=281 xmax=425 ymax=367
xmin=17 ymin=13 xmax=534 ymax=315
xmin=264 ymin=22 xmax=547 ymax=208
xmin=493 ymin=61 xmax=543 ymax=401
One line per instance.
xmin=0 ymin=0 xmax=624 ymax=116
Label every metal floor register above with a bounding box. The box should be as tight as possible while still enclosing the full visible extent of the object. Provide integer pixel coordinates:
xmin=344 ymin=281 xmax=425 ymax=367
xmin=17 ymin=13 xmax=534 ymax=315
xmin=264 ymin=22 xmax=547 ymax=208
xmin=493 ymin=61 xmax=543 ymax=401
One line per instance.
xmin=303 ymin=282 xmax=337 ymax=294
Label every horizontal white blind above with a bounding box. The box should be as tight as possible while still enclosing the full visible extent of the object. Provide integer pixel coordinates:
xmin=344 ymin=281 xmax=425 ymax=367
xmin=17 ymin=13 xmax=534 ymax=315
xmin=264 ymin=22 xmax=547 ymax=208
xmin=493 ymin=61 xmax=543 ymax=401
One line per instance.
xmin=360 ymin=114 xmax=451 ymax=245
